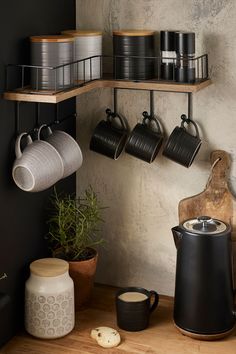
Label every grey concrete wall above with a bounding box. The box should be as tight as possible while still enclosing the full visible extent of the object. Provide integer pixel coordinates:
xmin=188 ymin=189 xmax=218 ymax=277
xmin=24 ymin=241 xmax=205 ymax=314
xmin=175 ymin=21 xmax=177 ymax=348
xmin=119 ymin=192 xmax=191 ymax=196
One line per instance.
xmin=76 ymin=0 xmax=236 ymax=295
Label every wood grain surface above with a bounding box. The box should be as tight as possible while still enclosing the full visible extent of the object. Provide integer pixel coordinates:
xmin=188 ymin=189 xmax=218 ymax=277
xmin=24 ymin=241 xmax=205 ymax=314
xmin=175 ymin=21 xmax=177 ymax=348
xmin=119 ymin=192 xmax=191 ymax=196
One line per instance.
xmin=179 ymin=150 xmax=236 ymax=240
xmin=1 ymin=284 xmax=236 ymax=354
xmin=62 ymin=30 xmax=103 ymax=37
xmin=30 ymin=258 xmax=69 ymax=277
xmin=3 ymin=79 xmax=212 ymax=103
xmin=113 ymin=30 xmax=155 ymax=36
xmin=30 ymin=35 xmax=75 ymax=43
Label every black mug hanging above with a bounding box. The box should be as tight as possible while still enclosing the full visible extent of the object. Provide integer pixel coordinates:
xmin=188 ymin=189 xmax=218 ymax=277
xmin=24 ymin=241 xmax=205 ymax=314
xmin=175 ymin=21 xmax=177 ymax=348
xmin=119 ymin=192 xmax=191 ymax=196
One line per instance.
xmin=125 ymin=111 xmax=163 ymax=163
xmin=90 ymin=108 xmax=128 ymax=160
xmin=162 ymin=114 xmax=201 ymax=167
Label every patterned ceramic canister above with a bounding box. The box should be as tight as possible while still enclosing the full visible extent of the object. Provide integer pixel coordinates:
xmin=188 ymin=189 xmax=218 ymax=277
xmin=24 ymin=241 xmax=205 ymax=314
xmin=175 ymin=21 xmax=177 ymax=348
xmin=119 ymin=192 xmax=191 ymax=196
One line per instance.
xmin=25 ymin=258 xmax=75 ymax=339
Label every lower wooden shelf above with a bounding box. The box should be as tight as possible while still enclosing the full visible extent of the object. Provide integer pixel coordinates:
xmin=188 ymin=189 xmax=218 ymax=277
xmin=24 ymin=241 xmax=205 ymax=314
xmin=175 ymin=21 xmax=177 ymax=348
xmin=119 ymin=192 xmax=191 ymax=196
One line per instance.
xmin=3 ymin=79 xmax=212 ymax=104
xmin=1 ymin=284 xmax=236 ymax=354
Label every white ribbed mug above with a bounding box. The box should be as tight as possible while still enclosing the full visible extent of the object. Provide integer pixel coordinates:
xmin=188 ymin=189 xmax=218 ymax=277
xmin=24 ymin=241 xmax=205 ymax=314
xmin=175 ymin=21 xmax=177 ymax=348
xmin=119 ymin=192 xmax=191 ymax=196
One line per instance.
xmin=38 ymin=125 xmax=83 ymax=178
xmin=12 ymin=133 xmax=64 ymax=192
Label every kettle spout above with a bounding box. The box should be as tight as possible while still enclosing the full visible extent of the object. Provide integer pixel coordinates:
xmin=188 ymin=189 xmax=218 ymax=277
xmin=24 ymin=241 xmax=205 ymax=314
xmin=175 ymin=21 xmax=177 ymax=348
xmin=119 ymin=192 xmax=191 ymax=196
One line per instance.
xmin=172 ymin=226 xmax=183 ymax=249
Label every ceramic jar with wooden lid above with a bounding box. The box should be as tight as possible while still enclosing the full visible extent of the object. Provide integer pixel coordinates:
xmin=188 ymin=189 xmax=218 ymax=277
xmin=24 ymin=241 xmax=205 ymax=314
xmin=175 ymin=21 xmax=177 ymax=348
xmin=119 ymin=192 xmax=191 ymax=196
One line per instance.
xmin=25 ymin=258 xmax=74 ymax=339
xmin=30 ymin=35 xmax=74 ymax=91
xmin=62 ymin=30 xmax=102 ymax=81
xmin=113 ymin=30 xmax=155 ymax=80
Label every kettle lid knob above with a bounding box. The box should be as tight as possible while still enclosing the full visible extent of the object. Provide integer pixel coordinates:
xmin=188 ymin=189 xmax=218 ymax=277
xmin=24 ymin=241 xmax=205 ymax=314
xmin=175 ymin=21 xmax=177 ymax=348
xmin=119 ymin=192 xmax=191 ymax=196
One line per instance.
xmin=197 ymin=216 xmax=213 ymax=230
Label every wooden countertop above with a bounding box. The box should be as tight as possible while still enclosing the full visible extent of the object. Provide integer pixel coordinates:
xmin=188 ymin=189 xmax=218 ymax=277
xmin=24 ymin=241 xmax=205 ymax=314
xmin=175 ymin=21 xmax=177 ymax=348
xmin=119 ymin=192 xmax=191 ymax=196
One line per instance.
xmin=1 ymin=284 xmax=236 ymax=354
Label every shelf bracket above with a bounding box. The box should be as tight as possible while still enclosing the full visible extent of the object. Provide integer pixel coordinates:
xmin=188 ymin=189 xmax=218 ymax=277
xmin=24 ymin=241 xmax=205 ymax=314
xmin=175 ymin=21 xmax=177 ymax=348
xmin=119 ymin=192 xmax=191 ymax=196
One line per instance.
xmin=35 ymin=103 xmax=40 ymax=129
xmin=150 ymin=90 xmax=154 ymax=117
xmin=54 ymin=103 xmax=60 ymax=125
xmin=187 ymin=92 xmax=193 ymax=120
xmin=15 ymin=101 xmax=21 ymax=136
xmin=113 ymin=88 xmax=118 ymax=115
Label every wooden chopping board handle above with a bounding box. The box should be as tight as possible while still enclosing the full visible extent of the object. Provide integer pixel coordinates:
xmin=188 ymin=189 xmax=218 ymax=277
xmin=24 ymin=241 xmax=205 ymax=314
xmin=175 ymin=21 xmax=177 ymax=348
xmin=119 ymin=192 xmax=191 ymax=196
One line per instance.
xmin=207 ymin=150 xmax=231 ymax=190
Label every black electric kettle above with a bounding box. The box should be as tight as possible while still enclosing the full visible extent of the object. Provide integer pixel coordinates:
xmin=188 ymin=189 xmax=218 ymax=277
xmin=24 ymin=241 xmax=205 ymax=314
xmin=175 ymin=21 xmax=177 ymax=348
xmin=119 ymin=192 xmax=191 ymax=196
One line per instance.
xmin=172 ymin=216 xmax=235 ymax=339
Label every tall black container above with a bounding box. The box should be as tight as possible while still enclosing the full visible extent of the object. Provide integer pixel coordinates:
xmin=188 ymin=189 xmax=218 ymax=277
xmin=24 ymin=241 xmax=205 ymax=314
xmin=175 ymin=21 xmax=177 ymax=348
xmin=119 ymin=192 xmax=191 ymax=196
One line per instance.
xmin=113 ymin=30 xmax=155 ymax=80
xmin=175 ymin=32 xmax=195 ymax=83
xmin=160 ymin=31 xmax=176 ymax=80
xmin=172 ymin=216 xmax=235 ymax=339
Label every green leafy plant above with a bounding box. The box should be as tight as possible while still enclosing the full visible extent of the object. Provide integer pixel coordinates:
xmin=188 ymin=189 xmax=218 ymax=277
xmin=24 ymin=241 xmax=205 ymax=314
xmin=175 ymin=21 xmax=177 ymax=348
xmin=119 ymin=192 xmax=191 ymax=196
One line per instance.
xmin=47 ymin=187 xmax=105 ymax=261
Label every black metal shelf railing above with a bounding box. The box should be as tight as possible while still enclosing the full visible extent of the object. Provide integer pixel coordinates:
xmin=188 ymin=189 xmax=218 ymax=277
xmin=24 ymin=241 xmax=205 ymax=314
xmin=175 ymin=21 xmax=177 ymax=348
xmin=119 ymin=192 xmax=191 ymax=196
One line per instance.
xmin=5 ymin=54 xmax=208 ymax=94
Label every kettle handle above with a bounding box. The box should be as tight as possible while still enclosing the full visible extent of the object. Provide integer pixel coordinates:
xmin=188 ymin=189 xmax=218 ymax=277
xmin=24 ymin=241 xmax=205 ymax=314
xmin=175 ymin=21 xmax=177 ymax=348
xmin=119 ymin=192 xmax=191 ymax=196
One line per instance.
xmin=172 ymin=226 xmax=183 ymax=249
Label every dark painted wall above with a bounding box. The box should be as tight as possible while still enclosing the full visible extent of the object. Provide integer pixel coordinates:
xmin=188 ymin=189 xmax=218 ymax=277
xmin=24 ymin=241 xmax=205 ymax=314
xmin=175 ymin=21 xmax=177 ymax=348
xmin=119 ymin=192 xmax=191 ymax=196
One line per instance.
xmin=0 ymin=0 xmax=76 ymax=347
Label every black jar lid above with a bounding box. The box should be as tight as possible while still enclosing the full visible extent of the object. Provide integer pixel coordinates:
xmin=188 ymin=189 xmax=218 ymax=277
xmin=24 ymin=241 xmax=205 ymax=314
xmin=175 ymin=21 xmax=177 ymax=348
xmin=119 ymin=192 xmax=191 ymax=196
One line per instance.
xmin=175 ymin=32 xmax=195 ymax=54
xmin=160 ymin=31 xmax=176 ymax=51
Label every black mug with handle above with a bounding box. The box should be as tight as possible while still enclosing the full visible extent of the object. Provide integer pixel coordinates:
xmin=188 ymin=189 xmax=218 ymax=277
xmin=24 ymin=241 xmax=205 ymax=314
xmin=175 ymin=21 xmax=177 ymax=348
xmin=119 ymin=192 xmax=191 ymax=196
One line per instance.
xmin=125 ymin=111 xmax=164 ymax=163
xmin=90 ymin=108 xmax=128 ymax=160
xmin=116 ymin=286 xmax=159 ymax=331
xmin=162 ymin=114 xmax=201 ymax=167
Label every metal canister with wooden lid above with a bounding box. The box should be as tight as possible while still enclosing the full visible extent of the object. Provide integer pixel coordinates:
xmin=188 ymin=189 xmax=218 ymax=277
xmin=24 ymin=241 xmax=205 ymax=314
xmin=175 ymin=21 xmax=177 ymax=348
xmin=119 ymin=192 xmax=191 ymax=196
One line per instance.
xmin=113 ymin=30 xmax=156 ymax=80
xmin=62 ymin=30 xmax=102 ymax=81
xmin=30 ymin=35 xmax=74 ymax=91
xmin=25 ymin=258 xmax=75 ymax=339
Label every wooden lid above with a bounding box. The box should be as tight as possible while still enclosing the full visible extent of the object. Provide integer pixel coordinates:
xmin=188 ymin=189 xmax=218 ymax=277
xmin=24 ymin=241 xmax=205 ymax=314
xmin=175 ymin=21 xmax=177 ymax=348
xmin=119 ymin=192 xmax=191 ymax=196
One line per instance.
xmin=113 ymin=30 xmax=155 ymax=36
xmin=62 ymin=30 xmax=102 ymax=37
xmin=30 ymin=35 xmax=75 ymax=43
xmin=30 ymin=258 xmax=69 ymax=277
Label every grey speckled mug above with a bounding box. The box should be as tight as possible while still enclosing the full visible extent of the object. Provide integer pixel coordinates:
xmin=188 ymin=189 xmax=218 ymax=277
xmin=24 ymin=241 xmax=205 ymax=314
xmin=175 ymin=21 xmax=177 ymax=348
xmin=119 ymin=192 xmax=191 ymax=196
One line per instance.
xmin=12 ymin=133 xmax=64 ymax=192
xmin=38 ymin=125 xmax=83 ymax=178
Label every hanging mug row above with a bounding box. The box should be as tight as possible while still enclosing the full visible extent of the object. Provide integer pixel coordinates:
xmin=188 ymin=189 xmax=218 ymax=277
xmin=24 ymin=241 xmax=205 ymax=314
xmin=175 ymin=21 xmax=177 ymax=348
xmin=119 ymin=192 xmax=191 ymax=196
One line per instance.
xmin=90 ymin=109 xmax=202 ymax=168
xmin=12 ymin=125 xmax=83 ymax=192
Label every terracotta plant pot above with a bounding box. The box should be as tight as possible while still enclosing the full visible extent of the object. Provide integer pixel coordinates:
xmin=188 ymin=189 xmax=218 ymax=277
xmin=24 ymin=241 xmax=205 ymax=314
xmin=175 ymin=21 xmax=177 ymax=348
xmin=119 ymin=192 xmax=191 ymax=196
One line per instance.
xmin=69 ymin=249 xmax=98 ymax=310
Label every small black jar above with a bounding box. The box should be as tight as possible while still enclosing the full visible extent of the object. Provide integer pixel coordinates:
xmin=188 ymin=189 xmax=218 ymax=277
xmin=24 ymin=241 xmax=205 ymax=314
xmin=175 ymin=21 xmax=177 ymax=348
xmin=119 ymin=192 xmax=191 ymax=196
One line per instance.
xmin=113 ymin=30 xmax=155 ymax=80
xmin=175 ymin=32 xmax=195 ymax=83
xmin=160 ymin=31 xmax=176 ymax=80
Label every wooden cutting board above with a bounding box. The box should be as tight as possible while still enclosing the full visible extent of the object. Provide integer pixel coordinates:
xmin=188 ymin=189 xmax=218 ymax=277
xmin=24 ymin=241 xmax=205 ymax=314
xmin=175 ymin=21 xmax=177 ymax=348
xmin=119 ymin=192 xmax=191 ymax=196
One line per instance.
xmin=178 ymin=150 xmax=236 ymax=241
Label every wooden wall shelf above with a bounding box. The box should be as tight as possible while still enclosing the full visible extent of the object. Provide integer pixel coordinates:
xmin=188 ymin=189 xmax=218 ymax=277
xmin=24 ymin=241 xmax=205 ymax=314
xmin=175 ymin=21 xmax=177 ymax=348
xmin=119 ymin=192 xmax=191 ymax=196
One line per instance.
xmin=3 ymin=79 xmax=212 ymax=104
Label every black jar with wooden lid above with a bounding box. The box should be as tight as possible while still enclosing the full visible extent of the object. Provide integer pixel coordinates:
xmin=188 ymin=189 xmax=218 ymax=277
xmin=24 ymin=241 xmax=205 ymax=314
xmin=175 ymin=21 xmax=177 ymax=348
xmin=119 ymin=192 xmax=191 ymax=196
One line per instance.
xmin=30 ymin=35 xmax=74 ymax=91
xmin=113 ymin=30 xmax=155 ymax=80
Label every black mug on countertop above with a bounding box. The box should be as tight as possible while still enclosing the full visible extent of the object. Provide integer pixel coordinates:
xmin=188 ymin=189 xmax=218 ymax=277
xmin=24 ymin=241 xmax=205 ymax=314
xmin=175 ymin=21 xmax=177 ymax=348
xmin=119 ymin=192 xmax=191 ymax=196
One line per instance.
xmin=90 ymin=108 xmax=128 ymax=160
xmin=116 ymin=287 xmax=159 ymax=331
xmin=125 ymin=111 xmax=163 ymax=163
xmin=162 ymin=114 xmax=201 ymax=167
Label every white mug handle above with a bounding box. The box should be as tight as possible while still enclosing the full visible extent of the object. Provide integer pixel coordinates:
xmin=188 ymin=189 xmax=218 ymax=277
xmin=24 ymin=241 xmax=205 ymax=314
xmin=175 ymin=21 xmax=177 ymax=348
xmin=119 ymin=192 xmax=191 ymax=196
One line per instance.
xmin=37 ymin=124 xmax=53 ymax=140
xmin=15 ymin=133 xmax=33 ymax=159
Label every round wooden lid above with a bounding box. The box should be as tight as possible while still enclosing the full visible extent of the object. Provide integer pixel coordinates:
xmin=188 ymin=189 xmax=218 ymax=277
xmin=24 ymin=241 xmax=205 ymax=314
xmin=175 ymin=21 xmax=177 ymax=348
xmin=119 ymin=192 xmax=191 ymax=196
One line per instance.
xmin=30 ymin=35 xmax=75 ymax=43
xmin=62 ymin=30 xmax=102 ymax=37
xmin=30 ymin=258 xmax=69 ymax=277
xmin=113 ymin=30 xmax=155 ymax=36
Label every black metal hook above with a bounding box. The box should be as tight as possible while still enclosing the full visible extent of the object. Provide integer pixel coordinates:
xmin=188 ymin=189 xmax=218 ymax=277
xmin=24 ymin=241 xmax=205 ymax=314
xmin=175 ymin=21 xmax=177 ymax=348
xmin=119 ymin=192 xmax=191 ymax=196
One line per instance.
xmin=32 ymin=103 xmax=41 ymax=136
xmin=54 ymin=103 xmax=60 ymax=125
xmin=141 ymin=90 xmax=155 ymax=121
xmin=150 ymin=90 xmax=154 ymax=118
xmin=181 ymin=114 xmax=191 ymax=124
xmin=36 ymin=103 xmax=40 ymax=127
xmin=15 ymin=101 xmax=21 ymax=137
xmin=113 ymin=88 xmax=118 ymax=115
xmin=187 ymin=92 xmax=193 ymax=120
xmin=142 ymin=111 xmax=151 ymax=120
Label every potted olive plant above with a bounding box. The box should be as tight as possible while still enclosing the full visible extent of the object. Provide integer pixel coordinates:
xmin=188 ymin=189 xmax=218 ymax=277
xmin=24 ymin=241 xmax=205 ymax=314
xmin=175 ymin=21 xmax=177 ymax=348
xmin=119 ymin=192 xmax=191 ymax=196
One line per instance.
xmin=47 ymin=187 xmax=105 ymax=309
